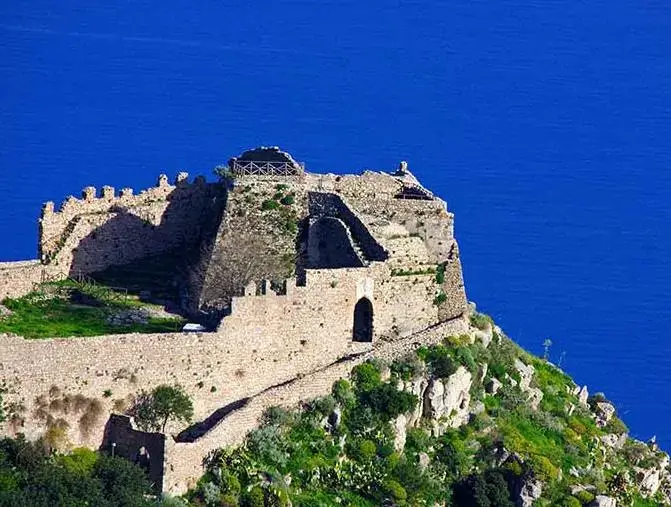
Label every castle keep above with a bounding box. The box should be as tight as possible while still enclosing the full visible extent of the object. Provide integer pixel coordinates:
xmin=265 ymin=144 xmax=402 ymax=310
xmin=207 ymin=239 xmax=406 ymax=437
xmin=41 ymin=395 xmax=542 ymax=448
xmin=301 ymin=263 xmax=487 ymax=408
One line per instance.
xmin=0 ymin=148 xmax=469 ymax=492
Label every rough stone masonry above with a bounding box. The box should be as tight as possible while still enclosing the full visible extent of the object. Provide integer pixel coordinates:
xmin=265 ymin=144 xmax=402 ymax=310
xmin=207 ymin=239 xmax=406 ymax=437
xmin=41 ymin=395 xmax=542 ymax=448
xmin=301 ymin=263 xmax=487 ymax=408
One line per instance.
xmin=0 ymin=147 xmax=468 ymax=492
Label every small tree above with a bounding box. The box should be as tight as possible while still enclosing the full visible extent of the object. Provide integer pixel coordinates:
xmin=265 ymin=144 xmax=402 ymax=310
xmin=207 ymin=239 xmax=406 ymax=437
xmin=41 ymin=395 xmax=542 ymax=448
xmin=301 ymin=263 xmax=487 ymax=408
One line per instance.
xmin=130 ymin=385 xmax=194 ymax=433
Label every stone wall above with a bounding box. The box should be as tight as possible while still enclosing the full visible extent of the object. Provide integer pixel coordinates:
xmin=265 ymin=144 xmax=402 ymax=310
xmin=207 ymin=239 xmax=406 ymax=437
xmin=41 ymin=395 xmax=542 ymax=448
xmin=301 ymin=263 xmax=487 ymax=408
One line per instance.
xmin=162 ymin=316 xmax=470 ymax=493
xmin=38 ymin=174 xmax=225 ymax=276
xmin=0 ymin=261 xmax=49 ymax=300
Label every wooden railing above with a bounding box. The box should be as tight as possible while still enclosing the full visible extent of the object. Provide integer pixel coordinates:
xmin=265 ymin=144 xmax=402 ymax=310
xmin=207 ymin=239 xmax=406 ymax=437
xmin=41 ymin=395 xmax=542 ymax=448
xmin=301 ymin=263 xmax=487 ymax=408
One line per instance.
xmin=230 ymin=160 xmax=304 ymax=177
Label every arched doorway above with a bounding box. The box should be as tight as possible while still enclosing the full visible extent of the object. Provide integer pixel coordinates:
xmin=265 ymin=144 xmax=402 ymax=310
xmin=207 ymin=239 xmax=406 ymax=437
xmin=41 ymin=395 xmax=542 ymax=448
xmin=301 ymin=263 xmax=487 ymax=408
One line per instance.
xmin=353 ymin=297 xmax=373 ymax=342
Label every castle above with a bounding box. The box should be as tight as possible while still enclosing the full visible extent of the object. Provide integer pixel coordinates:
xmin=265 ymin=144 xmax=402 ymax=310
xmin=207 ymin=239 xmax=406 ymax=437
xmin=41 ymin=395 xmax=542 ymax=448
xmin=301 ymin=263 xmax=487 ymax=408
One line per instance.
xmin=0 ymin=148 xmax=470 ymax=493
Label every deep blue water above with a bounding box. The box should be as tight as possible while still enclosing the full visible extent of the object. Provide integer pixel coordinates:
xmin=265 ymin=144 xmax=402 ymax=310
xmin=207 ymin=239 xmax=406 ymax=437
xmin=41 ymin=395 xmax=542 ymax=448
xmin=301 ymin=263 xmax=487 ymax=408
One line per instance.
xmin=1 ymin=1 xmax=670 ymax=446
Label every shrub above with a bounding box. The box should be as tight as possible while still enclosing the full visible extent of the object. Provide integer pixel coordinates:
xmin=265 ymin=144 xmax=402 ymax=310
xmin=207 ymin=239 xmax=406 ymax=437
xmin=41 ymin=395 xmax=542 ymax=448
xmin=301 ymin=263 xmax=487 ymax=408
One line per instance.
xmin=361 ymin=384 xmax=417 ymax=421
xmin=390 ymin=355 xmax=424 ymax=381
xmin=261 ymin=199 xmax=280 ymax=211
xmin=604 ymin=416 xmax=628 ymax=435
xmin=382 ymin=479 xmax=407 ymax=504
xmin=243 ymin=486 xmax=265 ymax=507
xmin=332 ymin=379 xmax=356 ymax=407
xmin=262 ymin=406 xmax=294 ymax=427
xmin=355 ymin=439 xmax=377 ymax=462
xmin=405 ymin=428 xmax=431 ymax=453
xmin=433 ymin=292 xmax=447 ymax=306
xmin=103 ymin=389 xmax=112 ymax=398
xmin=129 ymin=384 xmax=194 ymax=433
xmin=574 ymin=489 xmax=595 ymax=504
xmin=435 ymin=263 xmax=446 ymax=284
xmin=280 ymin=195 xmax=295 ymax=206
xmin=470 ymin=313 xmax=492 ymax=330
xmin=421 ymin=346 xmax=457 ymax=378
xmin=352 ymin=362 xmax=382 ymax=391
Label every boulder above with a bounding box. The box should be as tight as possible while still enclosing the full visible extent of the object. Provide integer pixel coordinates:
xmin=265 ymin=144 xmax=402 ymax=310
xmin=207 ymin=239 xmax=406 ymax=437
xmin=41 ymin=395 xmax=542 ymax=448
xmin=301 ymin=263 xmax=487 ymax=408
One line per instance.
xmin=486 ymin=378 xmax=503 ymax=395
xmin=515 ymin=476 xmax=543 ymax=507
xmin=418 ymin=452 xmax=431 ymax=471
xmin=470 ymin=401 xmax=485 ymax=416
xmin=578 ymin=386 xmax=589 ymax=407
xmin=636 ymin=467 xmax=661 ymax=498
xmin=514 ymin=359 xmax=535 ymax=392
xmin=595 ymin=402 xmax=615 ymax=423
xmin=565 ymin=402 xmax=576 ymax=417
xmin=401 ymin=377 xmax=428 ymax=427
xmin=478 ymin=363 xmax=488 ymax=383
xmin=589 ymin=495 xmax=616 ymax=507
xmin=474 ymin=325 xmax=493 ymax=348
xmin=393 ymin=414 xmax=408 ymax=452
xmin=424 ymin=367 xmax=472 ymax=433
xmin=600 ymin=433 xmax=626 ymax=449
xmin=527 ymin=387 xmax=543 ymax=411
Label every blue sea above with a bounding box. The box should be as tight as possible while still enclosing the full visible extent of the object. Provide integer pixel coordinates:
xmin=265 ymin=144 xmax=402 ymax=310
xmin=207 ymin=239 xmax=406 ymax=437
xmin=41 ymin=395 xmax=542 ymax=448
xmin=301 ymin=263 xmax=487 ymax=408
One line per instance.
xmin=1 ymin=1 xmax=670 ymax=446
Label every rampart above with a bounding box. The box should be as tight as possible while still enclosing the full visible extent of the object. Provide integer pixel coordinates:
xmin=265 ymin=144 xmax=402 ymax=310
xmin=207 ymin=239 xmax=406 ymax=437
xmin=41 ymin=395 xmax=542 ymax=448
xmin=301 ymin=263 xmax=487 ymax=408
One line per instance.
xmin=0 ymin=154 xmax=470 ymax=494
xmin=38 ymin=173 xmax=225 ymax=276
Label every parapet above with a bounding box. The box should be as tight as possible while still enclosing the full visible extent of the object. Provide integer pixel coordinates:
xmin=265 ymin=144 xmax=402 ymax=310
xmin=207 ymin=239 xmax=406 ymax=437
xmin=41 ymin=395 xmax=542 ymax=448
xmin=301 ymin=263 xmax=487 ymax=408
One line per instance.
xmin=40 ymin=172 xmax=214 ymax=221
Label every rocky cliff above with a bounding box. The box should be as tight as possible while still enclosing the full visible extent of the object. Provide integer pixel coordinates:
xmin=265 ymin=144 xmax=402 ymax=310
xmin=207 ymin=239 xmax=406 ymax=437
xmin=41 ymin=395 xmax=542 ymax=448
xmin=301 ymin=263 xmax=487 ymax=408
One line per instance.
xmin=184 ymin=308 xmax=670 ymax=507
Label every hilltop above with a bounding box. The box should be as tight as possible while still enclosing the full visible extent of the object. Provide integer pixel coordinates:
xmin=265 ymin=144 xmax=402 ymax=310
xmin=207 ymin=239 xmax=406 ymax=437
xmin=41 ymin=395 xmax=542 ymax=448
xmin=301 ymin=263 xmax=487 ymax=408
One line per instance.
xmin=0 ymin=148 xmax=668 ymax=506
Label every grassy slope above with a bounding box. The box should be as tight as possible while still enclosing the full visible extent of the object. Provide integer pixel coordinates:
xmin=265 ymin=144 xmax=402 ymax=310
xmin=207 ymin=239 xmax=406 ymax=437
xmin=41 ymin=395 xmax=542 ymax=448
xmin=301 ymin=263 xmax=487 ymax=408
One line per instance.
xmin=182 ymin=315 xmax=668 ymax=507
xmin=0 ymin=282 xmax=184 ymax=338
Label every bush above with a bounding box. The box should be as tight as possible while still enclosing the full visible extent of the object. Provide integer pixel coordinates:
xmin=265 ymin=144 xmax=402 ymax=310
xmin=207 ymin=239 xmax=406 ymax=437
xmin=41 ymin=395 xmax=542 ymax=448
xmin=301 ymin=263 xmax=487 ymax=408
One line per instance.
xmin=405 ymin=428 xmax=431 ymax=453
xmin=604 ymin=416 xmax=628 ymax=435
xmin=390 ymin=355 xmax=424 ymax=381
xmin=243 ymin=486 xmax=266 ymax=507
xmin=355 ymin=439 xmax=377 ymax=462
xmin=433 ymin=292 xmax=447 ymax=306
xmin=573 ymin=489 xmax=595 ymax=504
xmin=421 ymin=346 xmax=457 ymax=378
xmin=352 ymin=363 xmax=382 ymax=391
xmin=435 ymin=263 xmax=446 ymax=284
xmin=332 ymin=379 xmax=356 ymax=407
xmin=280 ymin=195 xmax=295 ymax=206
xmin=382 ymin=479 xmax=407 ymax=504
xmin=470 ymin=313 xmax=492 ymax=330
xmin=361 ymin=384 xmax=417 ymax=421
xmin=261 ymin=199 xmax=280 ymax=211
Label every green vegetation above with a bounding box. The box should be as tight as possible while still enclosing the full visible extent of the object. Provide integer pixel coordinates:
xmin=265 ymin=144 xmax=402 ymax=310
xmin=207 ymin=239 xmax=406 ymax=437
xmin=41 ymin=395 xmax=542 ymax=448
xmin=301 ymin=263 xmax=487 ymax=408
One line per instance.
xmin=433 ymin=291 xmax=447 ymax=306
xmin=390 ymin=267 xmax=436 ymax=277
xmin=0 ymin=437 xmax=158 ymax=506
xmin=260 ymin=199 xmax=280 ymax=211
xmin=129 ymin=384 xmax=194 ymax=433
xmin=2 ymin=312 xmax=666 ymax=506
xmin=0 ymin=281 xmax=184 ymax=338
xmin=435 ymin=263 xmax=446 ymax=284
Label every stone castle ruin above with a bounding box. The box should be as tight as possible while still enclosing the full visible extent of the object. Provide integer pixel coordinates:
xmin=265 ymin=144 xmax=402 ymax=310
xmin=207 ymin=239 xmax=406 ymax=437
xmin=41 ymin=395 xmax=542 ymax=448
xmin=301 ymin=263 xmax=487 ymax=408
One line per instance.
xmin=0 ymin=147 xmax=469 ymax=492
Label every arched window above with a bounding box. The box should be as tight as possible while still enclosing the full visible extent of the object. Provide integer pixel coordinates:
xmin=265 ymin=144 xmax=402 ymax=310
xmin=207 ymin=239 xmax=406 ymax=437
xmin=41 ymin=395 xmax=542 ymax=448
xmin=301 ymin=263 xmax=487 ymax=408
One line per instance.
xmin=353 ymin=297 xmax=373 ymax=342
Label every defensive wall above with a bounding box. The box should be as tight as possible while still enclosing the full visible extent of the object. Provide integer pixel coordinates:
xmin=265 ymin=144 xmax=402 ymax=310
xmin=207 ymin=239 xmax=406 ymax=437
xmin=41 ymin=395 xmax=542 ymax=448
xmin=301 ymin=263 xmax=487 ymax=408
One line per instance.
xmin=0 ymin=259 xmax=458 ymax=442
xmin=163 ymin=315 xmax=470 ymax=493
xmin=0 ymin=154 xmax=469 ymax=493
xmin=38 ymin=173 xmax=225 ymax=277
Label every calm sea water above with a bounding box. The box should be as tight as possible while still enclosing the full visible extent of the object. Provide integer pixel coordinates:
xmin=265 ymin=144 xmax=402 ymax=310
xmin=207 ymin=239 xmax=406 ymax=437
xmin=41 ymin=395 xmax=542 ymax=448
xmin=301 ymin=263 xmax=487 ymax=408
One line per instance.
xmin=1 ymin=1 xmax=670 ymax=446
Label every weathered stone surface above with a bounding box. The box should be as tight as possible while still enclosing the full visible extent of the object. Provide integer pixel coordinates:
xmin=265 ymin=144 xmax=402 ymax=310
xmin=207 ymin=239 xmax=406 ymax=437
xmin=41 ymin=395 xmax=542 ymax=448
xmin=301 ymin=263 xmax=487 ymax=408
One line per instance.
xmin=636 ymin=467 xmax=661 ymax=497
xmin=418 ymin=452 xmax=431 ymax=471
xmin=393 ymin=414 xmax=408 ymax=452
xmin=423 ymin=367 xmax=473 ymax=433
xmin=596 ymin=402 xmax=615 ymax=423
xmin=474 ymin=324 xmax=493 ymax=348
xmin=486 ymin=377 xmax=503 ymax=395
xmin=470 ymin=401 xmax=485 ymax=416
xmin=514 ymin=359 xmax=535 ymax=392
xmin=589 ymin=495 xmax=617 ymax=507
xmin=515 ymin=476 xmax=543 ymax=507
xmin=579 ymin=386 xmax=589 ymax=407
xmin=600 ymin=433 xmax=627 ymax=449
xmin=527 ymin=387 xmax=544 ymax=411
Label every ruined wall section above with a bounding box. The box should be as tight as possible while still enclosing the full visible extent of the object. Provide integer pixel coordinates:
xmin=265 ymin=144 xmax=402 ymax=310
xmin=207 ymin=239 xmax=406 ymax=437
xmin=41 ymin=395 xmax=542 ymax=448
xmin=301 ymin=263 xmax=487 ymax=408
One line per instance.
xmin=163 ymin=316 xmax=470 ymax=493
xmin=38 ymin=174 xmax=224 ymax=276
xmin=0 ymin=260 xmax=450 ymax=450
xmin=0 ymin=261 xmax=50 ymax=300
xmin=198 ymin=177 xmax=309 ymax=311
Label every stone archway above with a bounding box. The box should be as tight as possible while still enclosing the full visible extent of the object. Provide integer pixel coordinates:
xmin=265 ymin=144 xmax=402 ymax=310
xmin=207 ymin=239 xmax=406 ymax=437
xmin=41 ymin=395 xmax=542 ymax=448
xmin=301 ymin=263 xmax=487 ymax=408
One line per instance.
xmin=353 ymin=297 xmax=373 ymax=342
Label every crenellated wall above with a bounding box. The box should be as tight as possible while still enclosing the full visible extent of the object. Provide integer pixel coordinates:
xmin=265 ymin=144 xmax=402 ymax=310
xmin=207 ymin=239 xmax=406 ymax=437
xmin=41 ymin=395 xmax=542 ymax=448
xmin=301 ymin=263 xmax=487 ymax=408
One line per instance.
xmin=0 ymin=159 xmax=470 ymax=495
xmin=38 ymin=173 xmax=225 ymax=276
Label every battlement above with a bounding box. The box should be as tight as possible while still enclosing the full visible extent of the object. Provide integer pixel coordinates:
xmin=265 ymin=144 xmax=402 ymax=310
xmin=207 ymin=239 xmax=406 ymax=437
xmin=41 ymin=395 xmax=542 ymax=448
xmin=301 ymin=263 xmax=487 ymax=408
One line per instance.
xmin=41 ymin=173 xmax=210 ymax=222
xmin=38 ymin=172 xmax=225 ymax=275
